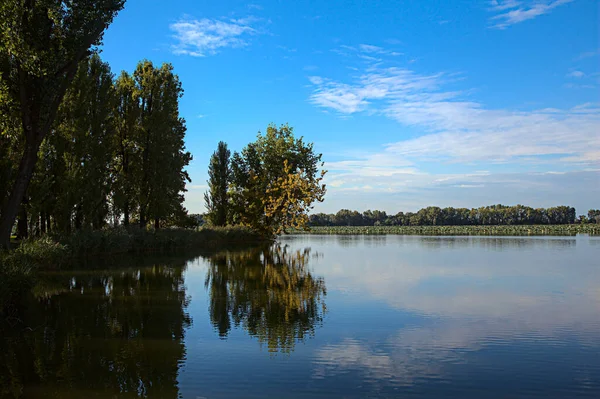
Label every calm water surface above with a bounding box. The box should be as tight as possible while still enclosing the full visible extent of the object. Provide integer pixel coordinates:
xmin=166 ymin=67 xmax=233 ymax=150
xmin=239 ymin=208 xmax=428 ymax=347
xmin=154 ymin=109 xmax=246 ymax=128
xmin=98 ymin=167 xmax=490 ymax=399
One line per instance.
xmin=1 ymin=235 xmax=599 ymax=398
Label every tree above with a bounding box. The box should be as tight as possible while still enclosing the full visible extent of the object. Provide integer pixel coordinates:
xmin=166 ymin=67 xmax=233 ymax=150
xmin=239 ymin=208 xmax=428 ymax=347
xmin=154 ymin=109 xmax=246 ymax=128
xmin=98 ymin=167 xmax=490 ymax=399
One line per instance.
xmin=589 ymin=209 xmax=600 ymax=224
xmin=309 ymin=204 xmax=584 ymax=227
xmin=132 ymin=61 xmax=191 ymax=228
xmin=50 ymin=54 xmax=116 ymax=231
xmin=0 ymin=0 xmax=125 ymax=248
xmin=0 ymin=79 xmax=20 ymax=228
xmin=230 ymin=124 xmax=326 ymax=236
xmin=204 ymin=141 xmax=231 ymax=226
xmin=112 ymin=71 xmax=140 ymax=226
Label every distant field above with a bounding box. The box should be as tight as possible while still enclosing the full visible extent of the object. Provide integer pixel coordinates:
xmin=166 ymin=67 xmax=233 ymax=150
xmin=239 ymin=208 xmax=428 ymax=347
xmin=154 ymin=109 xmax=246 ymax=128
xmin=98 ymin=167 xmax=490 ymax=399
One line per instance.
xmin=292 ymin=225 xmax=600 ymax=236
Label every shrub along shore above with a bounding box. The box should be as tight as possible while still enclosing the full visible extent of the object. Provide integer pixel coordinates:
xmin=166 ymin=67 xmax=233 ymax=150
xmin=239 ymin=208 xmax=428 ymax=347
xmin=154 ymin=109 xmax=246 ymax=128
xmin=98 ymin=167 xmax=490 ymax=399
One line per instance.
xmin=0 ymin=227 xmax=268 ymax=312
xmin=1 ymin=226 xmax=267 ymax=269
xmin=291 ymin=224 xmax=600 ymax=236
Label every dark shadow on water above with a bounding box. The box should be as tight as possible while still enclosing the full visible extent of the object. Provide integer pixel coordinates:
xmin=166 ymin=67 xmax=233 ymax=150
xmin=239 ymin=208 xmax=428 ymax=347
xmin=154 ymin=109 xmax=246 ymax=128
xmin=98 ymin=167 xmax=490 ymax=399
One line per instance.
xmin=0 ymin=254 xmax=194 ymax=399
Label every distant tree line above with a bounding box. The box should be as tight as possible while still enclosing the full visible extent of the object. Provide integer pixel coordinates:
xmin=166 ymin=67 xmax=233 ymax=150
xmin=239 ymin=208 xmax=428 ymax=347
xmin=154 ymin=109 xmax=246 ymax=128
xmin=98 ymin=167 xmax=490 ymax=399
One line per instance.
xmin=1 ymin=54 xmax=192 ymax=239
xmin=310 ymin=205 xmax=600 ymax=227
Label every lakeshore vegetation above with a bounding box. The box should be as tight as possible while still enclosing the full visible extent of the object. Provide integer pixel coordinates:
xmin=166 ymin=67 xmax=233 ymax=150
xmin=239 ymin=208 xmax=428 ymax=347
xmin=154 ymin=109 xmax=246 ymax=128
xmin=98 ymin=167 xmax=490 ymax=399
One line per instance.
xmin=294 ymin=225 xmax=600 ymax=236
xmin=309 ymin=205 xmax=600 ymax=227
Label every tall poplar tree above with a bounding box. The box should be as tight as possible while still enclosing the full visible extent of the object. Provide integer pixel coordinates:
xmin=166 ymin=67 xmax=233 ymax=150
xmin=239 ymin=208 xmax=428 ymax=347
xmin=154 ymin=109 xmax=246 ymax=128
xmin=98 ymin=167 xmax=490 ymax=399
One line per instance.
xmin=112 ymin=71 xmax=140 ymax=226
xmin=204 ymin=141 xmax=231 ymax=226
xmin=133 ymin=61 xmax=191 ymax=228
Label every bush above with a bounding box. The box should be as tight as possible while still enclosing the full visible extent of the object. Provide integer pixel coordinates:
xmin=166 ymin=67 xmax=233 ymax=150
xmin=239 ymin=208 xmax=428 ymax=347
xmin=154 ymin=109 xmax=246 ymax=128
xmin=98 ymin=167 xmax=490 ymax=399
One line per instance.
xmin=2 ymin=226 xmax=266 ymax=270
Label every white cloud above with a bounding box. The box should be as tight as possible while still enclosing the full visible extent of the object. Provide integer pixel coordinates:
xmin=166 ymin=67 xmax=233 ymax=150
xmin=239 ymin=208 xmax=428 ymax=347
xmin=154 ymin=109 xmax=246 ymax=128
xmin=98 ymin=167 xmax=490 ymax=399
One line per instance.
xmin=309 ymin=77 xmax=378 ymax=114
xmin=488 ymin=0 xmax=574 ymax=29
xmin=574 ymin=50 xmax=600 ymax=61
xmin=564 ymin=83 xmax=596 ymax=89
xmin=489 ymin=0 xmax=522 ymax=11
xmin=335 ymin=43 xmax=403 ymax=59
xmin=308 ymin=67 xmax=600 ymax=165
xmin=170 ymin=16 xmax=258 ymax=56
xmin=187 ymin=184 xmax=208 ymax=190
xmin=567 ymin=70 xmax=585 ymax=78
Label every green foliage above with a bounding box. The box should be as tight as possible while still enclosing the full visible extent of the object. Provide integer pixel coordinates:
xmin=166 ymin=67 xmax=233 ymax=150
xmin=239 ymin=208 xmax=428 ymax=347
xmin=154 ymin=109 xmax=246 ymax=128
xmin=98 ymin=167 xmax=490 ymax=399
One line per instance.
xmin=204 ymin=141 xmax=231 ymax=226
xmin=588 ymin=209 xmax=600 ymax=224
xmin=230 ymin=124 xmax=327 ymax=236
xmin=112 ymin=71 xmax=140 ymax=225
xmin=0 ymin=226 xmax=266 ymax=272
xmin=0 ymin=0 xmax=125 ymax=247
xmin=30 ymin=54 xmax=116 ymax=232
xmin=133 ymin=61 xmax=192 ymax=228
xmin=1 ymin=55 xmax=193 ymax=243
xmin=310 ymin=204 xmax=581 ymax=227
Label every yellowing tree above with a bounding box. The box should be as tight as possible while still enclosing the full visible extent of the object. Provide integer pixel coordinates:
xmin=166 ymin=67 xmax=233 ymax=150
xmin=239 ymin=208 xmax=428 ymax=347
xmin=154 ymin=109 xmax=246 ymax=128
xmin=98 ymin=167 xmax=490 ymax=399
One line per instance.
xmin=265 ymin=160 xmax=326 ymax=234
xmin=230 ymin=124 xmax=326 ymax=236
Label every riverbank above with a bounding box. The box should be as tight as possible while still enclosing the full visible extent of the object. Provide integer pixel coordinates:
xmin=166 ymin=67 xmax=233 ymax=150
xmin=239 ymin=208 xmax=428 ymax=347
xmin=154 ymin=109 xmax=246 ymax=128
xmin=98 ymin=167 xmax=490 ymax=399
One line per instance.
xmin=292 ymin=224 xmax=600 ymax=236
xmin=0 ymin=227 xmax=267 ymax=313
xmin=1 ymin=226 xmax=267 ymax=268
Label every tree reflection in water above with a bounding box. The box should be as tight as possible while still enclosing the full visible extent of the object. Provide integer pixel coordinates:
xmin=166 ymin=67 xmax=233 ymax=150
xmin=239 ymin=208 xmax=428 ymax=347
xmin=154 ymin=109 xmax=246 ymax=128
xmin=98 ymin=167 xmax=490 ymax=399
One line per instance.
xmin=205 ymin=244 xmax=327 ymax=353
xmin=0 ymin=259 xmax=191 ymax=399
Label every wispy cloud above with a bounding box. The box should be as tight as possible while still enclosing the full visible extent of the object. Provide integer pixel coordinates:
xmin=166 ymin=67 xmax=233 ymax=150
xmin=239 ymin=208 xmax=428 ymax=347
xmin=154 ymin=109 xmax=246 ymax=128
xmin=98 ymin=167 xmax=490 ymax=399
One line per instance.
xmin=187 ymin=184 xmax=208 ymax=190
xmin=308 ymin=66 xmax=600 ymax=165
xmin=564 ymin=83 xmax=596 ymax=89
xmin=567 ymin=70 xmax=585 ymax=78
xmin=170 ymin=16 xmax=259 ymax=57
xmin=574 ymin=49 xmax=600 ymax=61
xmin=488 ymin=0 xmax=574 ymax=29
xmin=334 ymin=43 xmax=403 ymax=60
xmin=489 ymin=0 xmax=522 ymax=11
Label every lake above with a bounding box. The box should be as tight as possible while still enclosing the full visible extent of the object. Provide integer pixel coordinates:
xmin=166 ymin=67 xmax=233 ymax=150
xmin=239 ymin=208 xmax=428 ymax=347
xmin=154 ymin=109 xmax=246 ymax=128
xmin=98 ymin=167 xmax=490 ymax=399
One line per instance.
xmin=1 ymin=235 xmax=599 ymax=398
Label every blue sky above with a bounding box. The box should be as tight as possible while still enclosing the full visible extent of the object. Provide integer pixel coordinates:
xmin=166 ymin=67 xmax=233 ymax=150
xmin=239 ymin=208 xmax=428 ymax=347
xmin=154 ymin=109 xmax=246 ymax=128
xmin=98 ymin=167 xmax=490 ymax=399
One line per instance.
xmin=99 ymin=0 xmax=599 ymax=214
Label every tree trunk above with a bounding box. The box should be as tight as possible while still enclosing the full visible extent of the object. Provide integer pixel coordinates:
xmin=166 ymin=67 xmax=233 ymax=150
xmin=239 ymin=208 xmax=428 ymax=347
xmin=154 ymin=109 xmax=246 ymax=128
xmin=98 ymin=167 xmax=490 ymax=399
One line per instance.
xmin=41 ymin=211 xmax=46 ymax=234
xmin=17 ymin=205 xmax=28 ymax=240
xmin=35 ymin=212 xmax=40 ymax=236
xmin=154 ymin=218 xmax=159 ymax=230
xmin=74 ymin=203 xmax=83 ymax=230
xmin=46 ymin=213 xmax=51 ymax=233
xmin=0 ymin=140 xmax=39 ymax=248
xmin=139 ymin=209 xmax=146 ymax=229
xmin=124 ymin=200 xmax=129 ymax=226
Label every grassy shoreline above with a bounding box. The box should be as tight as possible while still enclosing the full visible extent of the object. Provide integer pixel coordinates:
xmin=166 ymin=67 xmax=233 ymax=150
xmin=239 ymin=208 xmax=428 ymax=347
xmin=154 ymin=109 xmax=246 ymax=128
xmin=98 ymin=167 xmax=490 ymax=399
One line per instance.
xmin=291 ymin=224 xmax=600 ymax=236
xmin=1 ymin=226 xmax=267 ymax=268
xmin=0 ymin=227 xmax=268 ymax=312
